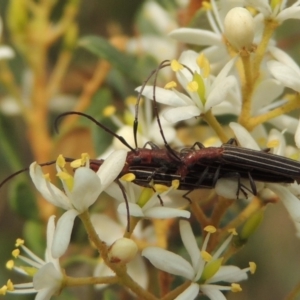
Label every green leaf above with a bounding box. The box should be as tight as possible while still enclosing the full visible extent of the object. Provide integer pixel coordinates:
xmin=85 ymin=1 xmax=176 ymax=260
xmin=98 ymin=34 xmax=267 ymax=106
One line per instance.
xmin=8 ymin=179 xmax=39 ymax=220
xmin=78 ymin=35 xmax=140 ymax=83
xmin=23 ymin=220 xmax=45 ymax=256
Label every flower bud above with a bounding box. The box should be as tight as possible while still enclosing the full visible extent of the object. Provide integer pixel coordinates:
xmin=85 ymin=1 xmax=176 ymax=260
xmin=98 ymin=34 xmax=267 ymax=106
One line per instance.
xmin=224 ymin=7 xmax=254 ymax=51
xmin=108 ymin=238 xmax=138 ymax=264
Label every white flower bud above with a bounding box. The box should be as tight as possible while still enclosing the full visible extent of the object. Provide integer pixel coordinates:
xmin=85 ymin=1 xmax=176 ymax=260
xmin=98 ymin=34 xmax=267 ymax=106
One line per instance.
xmin=108 ymin=238 xmax=138 ymax=264
xmin=224 ymin=7 xmax=254 ymax=51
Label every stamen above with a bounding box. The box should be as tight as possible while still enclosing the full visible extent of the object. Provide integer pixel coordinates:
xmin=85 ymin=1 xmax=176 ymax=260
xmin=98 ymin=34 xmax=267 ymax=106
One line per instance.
xmin=103 ymin=105 xmax=116 ymax=117
xmin=0 ymin=285 xmax=7 ymax=295
xmin=203 ymin=1 xmax=212 ymax=10
xmin=201 ymin=250 xmax=212 ymax=262
xmin=164 ymin=81 xmax=177 ymax=89
xmin=15 ymin=239 xmax=24 ymax=247
xmin=6 ymin=280 xmax=14 ymax=291
xmin=70 ymin=159 xmax=83 ymax=168
xmin=6 ymin=260 xmax=14 ymax=270
xmin=56 ymin=155 xmax=66 ymax=168
xmin=228 ymin=228 xmax=238 ymax=235
xmin=204 ymin=225 xmax=217 ymax=233
xmin=267 ymin=139 xmax=279 ymax=148
xmin=231 ymin=283 xmax=242 ymax=292
xmin=121 ymin=173 xmax=136 ymax=182
xmin=125 ymin=96 xmax=137 ymax=106
xmin=172 ymin=179 xmax=179 ymax=189
xmin=197 ymin=53 xmax=210 ymax=78
xmin=154 ymin=184 xmax=169 ymax=193
xmin=171 ymin=60 xmax=183 ymax=72
xmin=187 ymin=81 xmax=199 ymax=92
xmin=12 ymin=249 xmax=20 ymax=258
xmin=249 ymin=262 xmax=256 ymax=274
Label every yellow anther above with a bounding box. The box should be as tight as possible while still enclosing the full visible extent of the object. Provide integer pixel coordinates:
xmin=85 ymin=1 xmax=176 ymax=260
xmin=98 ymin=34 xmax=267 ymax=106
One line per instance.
xmin=0 ymin=285 xmax=7 ymax=295
xmin=6 ymin=280 xmax=13 ymax=291
xmin=57 ymin=171 xmax=72 ymax=181
xmin=267 ymin=139 xmax=280 ymax=148
xmin=164 ymin=81 xmax=177 ymax=89
xmin=204 ymin=225 xmax=217 ymax=233
xmin=228 ymin=228 xmax=238 ymax=235
xmin=203 ymin=136 xmax=219 ymax=147
xmin=187 ymin=81 xmax=199 ymax=92
xmin=70 ymin=159 xmax=83 ymax=168
xmin=56 ymin=155 xmax=66 ymax=168
xmin=121 ymin=173 xmax=136 ymax=182
xmin=43 ymin=173 xmax=51 ymax=181
xmin=154 ymin=184 xmax=169 ymax=194
xmin=171 ymin=59 xmax=184 ymax=72
xmin=80 ymin=153 xmax=89 ymax=165
xmin=103 ymin=105 xmax=116 ymax=117
xmin=172 ymin=179 xmax=179 ymax=189
xmin=125 ymin=96 xmax=137 ymax=106
xmin=201 ymin=250 xmax=212 ymax=262
xmin=203 ymin=1 xmax=212 ymax=10
xmin=231 ymin=283 xmax=242 ymax=292
xmin=12 ymin=249 xmax=20 ymax=258
xmin=249 ymin=262 xmax=257 ymax=274
xmin=197 ymin=53 xmax=210 ymax=78
xmin=15 ymin=238 xmax=24 ymax=247
xmin=6 ymin=260 xmax=14 ymax=270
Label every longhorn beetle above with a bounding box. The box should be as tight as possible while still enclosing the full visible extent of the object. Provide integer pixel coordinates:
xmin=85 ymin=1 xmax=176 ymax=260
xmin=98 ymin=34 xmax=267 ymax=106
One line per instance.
xmin=135 ymin=59 xmax=300 ymax=198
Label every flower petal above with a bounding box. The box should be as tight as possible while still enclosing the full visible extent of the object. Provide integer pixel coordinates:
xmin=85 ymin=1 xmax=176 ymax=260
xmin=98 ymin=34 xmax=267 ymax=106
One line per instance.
xmin=179 ymin=220 xmax=201 ymax=271
xmin=51 ymin=209 xmax=79 ymax=258
xmin=268 ymin=115 xmax=298 ymax=134
xmin=163 ymin=106 xmax=201 ymax=123
xmin=267 ymin=184 xmax=300 ymax=224
xmin=169 ymin=28 xmax=223 ymax=46
xmin=29 ymin=162 xmax=70 ymax=210
xmin=33 ymin=262 xmax=62 ymax=290
xmin=207 ymin=265 xmax=248 ymax=283
xmin=118 ymin=202 xmax=144 ymax=217
xmin=144 ymin=207 xmax=191 ymax=219
xmin=142 ymin=247 xmax=195 ymax=280
xmin=136 ymin=85 xmax=191 ymax=106
xmin=175 ymin=283 xmax=199 ymax=300
xmin=277 ymin=6 xmax=300 ymax=22
xmin=229 ymin=123 xmax=261 ymax=150
xmin=200 ymin=285 xmax=227 ymax=300
xmin=97 ymin=150 xmax=127 ymax=190
xmin=71 ymin=167 xmax=102 ymax=212
xmin=267 ymin=60 xmax=300 ymax=92
xmin=91 ymin=214 xmax=124 ymax=245
xmin=206 ymin=76 xmax=237 ymax=110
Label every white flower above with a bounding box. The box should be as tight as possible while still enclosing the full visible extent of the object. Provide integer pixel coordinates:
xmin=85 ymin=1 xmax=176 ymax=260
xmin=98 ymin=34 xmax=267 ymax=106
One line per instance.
xmin=5 ymin=216 xmax=63 ymax=300
xmin=136 ymin=50 xmax=237 ymax=124
xmin=245 ymin=0 xmax=300 ymax=22
xmin=91 ymin=214 xmax=149 ymax=291
xmin=142 ymin=220 xmax=254 ymax=300
xmin=230 ymin=122 xmax=300 ymax=234
xmin=29 ymin=150 xmax=127 ymax=258
xmin=103 ymin=97 xmax=180 ymax=153
xmin=105 ymin=179 xmax=190 ymax=220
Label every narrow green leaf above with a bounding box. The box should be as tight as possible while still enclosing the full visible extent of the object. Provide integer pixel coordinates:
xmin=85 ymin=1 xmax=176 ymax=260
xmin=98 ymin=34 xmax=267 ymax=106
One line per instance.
xmin=78 ymin=35 xmax=140 ymax=83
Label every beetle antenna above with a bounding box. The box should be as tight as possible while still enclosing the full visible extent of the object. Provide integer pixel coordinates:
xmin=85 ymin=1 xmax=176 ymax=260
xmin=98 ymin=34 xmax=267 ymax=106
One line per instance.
xmin=55 ymin=111 xmax=136 ymax=152
xmin=134 ymin=60 xmax=171 ymax=149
